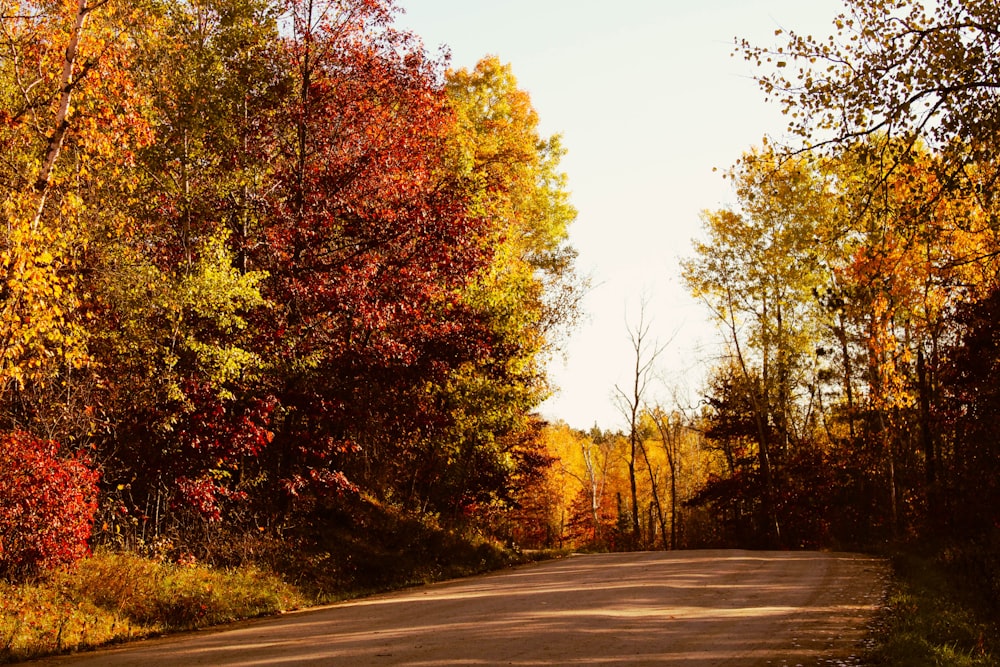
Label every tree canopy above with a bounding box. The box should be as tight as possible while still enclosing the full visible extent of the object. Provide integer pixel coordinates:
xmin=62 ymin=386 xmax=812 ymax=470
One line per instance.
xmin=0 ymin=0 xmax=582 ymax=571
xmin=672 ymin=0 xmax=1000 ymax=546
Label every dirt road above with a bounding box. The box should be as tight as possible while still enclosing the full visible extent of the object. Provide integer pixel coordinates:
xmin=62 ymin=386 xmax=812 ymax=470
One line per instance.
xmin=39 ymin=550 xmax=888 ymax=666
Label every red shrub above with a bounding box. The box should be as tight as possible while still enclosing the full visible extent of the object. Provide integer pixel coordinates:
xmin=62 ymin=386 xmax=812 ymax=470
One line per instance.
xmin=0 ymin=431 xmax=99 ymax=579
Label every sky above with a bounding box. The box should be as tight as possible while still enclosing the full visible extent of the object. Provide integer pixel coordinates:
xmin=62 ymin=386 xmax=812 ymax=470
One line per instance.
xmin=395 ymin=0 xmax=846 ymax=431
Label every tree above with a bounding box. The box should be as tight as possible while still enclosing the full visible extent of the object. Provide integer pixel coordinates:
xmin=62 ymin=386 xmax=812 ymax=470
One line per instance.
xmin=946 ymin=289 xmax=1000 ymax=537
xmin=488 ymin=416 xmax=560 ymax=548
xmin=682 ymin=147 xmax=835 ymax=546
xmin=334 ymin=56 xmax=586 ymax=523
xmin=91 ymin=233 xmax=272 ymax=527
xmin=821 ymin=141 xmax=1000 ymax=535
xmin=614 ymin=301 xmax=666 ymax=548
xmin=0 ymin=0 xmax=150 ymax=411
xmin=252 ymin=0 xmax=518 ymax=520
xmin=539 ymin=422 xmax=626 ymax=549
xmin=0 ymin=0 xmax=152 ymax=552
xmin=428 ymin=57 xmax=582 ymax=521
xmin=445 ymin=56 xmax=579 ymax=333
xmin=687 ymin=134 xmax=1000 ymax=544
xmin=0 ymin=0 xmax=582 ymax=556
xmin=741 ymin=0 xmax=1000 ymax=191
xmin=649 ymin=406 xmax=685 ymax=550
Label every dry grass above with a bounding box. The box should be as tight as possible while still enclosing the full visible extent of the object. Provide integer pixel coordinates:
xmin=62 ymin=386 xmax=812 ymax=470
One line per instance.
xmin=0 ymin=501 xmax=551 ymax=664
xmin=0 ymin=550 xmax=307 ymax=663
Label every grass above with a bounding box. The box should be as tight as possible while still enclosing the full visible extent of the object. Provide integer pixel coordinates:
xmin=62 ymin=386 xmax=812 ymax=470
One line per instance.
xmin=0 ymin=499 xmax=556 ymax=664
xmin=0 ymin=552 xmax=307 ymax=662
xmin=0 ymin=550 xmax=308 ymax=663
xmin=865 ymin=545 xmax=1000 ymax=666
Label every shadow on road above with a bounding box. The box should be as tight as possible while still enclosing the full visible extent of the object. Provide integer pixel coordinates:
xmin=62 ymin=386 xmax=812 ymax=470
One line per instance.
xmin=39 ymin=550 xmax=888 ymax=666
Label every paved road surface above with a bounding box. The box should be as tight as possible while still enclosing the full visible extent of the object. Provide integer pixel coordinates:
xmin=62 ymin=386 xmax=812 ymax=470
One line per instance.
xmin=38 ymin=550 xmax=888 ymax=666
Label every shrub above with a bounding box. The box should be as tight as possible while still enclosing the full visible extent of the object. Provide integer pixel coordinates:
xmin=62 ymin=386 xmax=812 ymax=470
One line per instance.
xmin=0 ymin=431 xmax=99 ymax=580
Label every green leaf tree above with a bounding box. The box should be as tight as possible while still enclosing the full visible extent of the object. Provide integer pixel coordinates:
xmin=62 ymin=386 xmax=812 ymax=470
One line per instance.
xmin=683 ymin=147 xmax=836 ymax=545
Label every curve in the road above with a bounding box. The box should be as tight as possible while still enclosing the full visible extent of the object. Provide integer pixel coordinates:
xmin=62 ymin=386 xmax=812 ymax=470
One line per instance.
xmin=36 ymin=550 xmax=888 ymax=666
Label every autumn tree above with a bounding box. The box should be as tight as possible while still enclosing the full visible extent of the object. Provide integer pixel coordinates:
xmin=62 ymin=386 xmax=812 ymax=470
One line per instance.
xmin=0 ymin=0 xmax=151 ymax=428
xmin=945 ymin=290 xmax=1000 ymax=537
xmin=742 ymin=0 xmax=1000 ymax=175
xmin=244 ymin=4 xmax=585 ymax=529
xmin=687 ymin=362 xmax=772 ymax=546
xmin=688 ymin=138 xmax=1000 ymax=545
xmin=680 ymin=0 xmax=1000 ymax=547
xmin=0 ymin=0 xmax=156 ymax=560
xmin=649 ymin=406 xmax=686 ymax=549
xmin=683 ymin=147 xmax=835 ymax=546
xmin=538 ymin=422 xmax=627 ymax=549
xmin=0 ymin=0 xmax=581 ymax=559
xmin=70 ymin=0 xmax=289 ymax=538
xmin=430 ymin=56 xmax=582 ymax=523
xmin=832 ymin=142 xmax=1000 ymax=533
xmin=487 ymin=416 xmax=561 ymax=548
xmin=236 ymin=0 xmax=496 ymax=519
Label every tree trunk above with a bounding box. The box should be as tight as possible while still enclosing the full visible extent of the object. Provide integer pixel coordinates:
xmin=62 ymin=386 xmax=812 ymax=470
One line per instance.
xmin=838 ymin=313 xmax=857 ymax=442
xmin=639 ymin=439 xmax=669 ymax=549
xmin=33 ymin=0 xmax=95 ymax=229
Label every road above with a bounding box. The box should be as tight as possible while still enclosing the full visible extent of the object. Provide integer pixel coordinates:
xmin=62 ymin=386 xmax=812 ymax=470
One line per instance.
xmin=38 ymin=550 xmax=888 ymax=666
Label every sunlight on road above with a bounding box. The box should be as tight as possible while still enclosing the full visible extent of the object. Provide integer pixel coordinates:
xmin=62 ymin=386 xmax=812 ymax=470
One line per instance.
xmin=40 ymin=551 xmax=887 ymax=667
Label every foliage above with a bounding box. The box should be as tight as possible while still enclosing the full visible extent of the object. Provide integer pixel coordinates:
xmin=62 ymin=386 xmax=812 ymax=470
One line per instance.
xmin=739 ymin=0 xmax=1000 ymax=194
xmin=0 ymin=431 xmax=99 ymax=580
xmin=0 ymin=0 xmax=151 ymax=406
xmin=91 ymin=232 xmax=272 ymax=526
xmin=0 ymin=0 xmax=580 ymax=555
xmin=682 ymin=121 xmax=1000 ymax=548
xmin=683 ymin=148 xmax=837 ymax=546
xmin=445 ymin=55 xmax=580 ymax=342
xmin=525 ymin=419 xmax=714 ymax=551
xmin=269 ymin=495 xmax=529 ymax=600
xmin=943 ymin=288 xmax=1000 ymax=538
xmin=380 ymin=56 xmax=582 ymax=524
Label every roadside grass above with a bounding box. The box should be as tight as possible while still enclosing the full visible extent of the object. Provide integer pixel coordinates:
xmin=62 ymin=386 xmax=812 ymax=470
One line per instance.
xmin=0 ymin=499 xmax=558 ymax=664
xmin=866 ymin=545 xmax=1000 ymax=666
xmin=0 ymin=550 xmax=307 ymax=663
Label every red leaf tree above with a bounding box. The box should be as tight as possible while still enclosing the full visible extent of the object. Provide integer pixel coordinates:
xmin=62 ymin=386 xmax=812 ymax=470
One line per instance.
xmin=253 ymin=0 xmax=494 ymax=505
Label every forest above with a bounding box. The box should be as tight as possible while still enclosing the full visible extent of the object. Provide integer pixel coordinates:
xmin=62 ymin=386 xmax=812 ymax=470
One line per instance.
xmin=2 ymin=0 xmax=1000 ymax=635
xmin=515 ymin=0 xmax=1000 ymax=558
xmin=0 ymin=0 xmax=583 ymax=580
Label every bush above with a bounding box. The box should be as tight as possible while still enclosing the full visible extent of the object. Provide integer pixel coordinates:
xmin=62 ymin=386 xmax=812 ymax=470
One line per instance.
xmin=0 ymin=431 xmax=99 ymax=580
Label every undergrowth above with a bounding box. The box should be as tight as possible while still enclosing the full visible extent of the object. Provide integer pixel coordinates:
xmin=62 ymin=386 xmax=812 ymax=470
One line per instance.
xmin=0 ymin=551 xmax=306 ymax=663
xmin=866 ymin=539 xmax=1000 ymax=666
xmin=269 ymin=499 xmax=537 ymax=602
xmin=0 ymin=498 xmax=549 ymax=663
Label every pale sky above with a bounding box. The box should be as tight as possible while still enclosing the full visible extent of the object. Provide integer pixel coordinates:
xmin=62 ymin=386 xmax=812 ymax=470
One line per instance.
xmin=396 ymin=0 xmax=846 ymax=431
